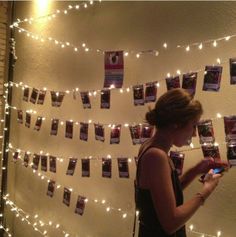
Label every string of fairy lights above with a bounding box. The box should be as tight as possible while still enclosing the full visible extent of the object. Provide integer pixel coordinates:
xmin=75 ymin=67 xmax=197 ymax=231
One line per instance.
xmin=8 ymin=146 xmax=130 ymax=218
xmin=3 ymin=195 xmax=70 ymax=237
xmin=11 ymin=0 xmax=236 ymax=61
xmin=2 ymin=195 xmax=223 ymax=237
xmin=3 ymin=50 xmax=231 ymax=100
xmin=0 ymin=222 xmax=12 ymax=237
xmin=2 ymin=1 xmax=234 ymax=236
xmin=10 ymin=0 xmax=236 ymax=58
xmin=5 ymin=146 xmax=223 ymax=237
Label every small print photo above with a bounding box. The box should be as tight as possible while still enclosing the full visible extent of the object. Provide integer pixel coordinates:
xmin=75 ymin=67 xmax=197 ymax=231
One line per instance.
xmin=75 ymin=195 xmax=87 ymax=216
xmin=80 ymin=122 xmax=89 ymax=141
xmin=23 ymin=152 xmax=30 ymax=167
xmin=47 ymin=180 xmax=55 ymax=197
xmin=117 ymin=158 xmax=129 ymax=178
xmin=49 ymin=155 xmax=57 ymax=173
xmin=182 ymin=72 xmax=197 ymax=96
xmin=110 ymin=125 xmax=121 ymax=144
xmin=41 ymin=155 xmax=47 ymax=172
xmin=17 ymin=110 xmax=23 ymax=124
xmin=133 ymin=85 xmax=144 ymax=106
xmin=197 ymin=119 xmax=215 ymax=144
xmin=65 ymin=121 xmax=73 ymax=139
xmin=101 ymin=89 xmax=111 ymax=109
xmin=23 ymin=87 xmax=29 ymax=102
xmin=34 ymin=116 xmax=43 ymax=131
xmin=66 ymin=158 xmax=77 ymax=176
xmin=202 ymin=66 xmax=222 ymax=91
xmin=165 ymin=76 xmax=180 ymax=91
xmin=50 ymin=91 xmax=57 ymax=107
xmin=201 ymin=144 xmax=221 ymax=163
xmin=56 ymin=92 xmax=65 ymax=107
xmin=63 ymin=188 xmax=71 ymax=206
xmin=224 ymin=116 xmax=236 ymax=142
xmin=25 ymin=112 xmax=31 ymax=128
xmin=81 ymin=159 xmax=90 ymax=177
xmin=141 ymin=124 xmax=154 ymax=144
xmin=32 ymin=154 xmax=40 ymax=170
xmin=227 ymin=142 xmax=236 ymax=166
xmin=37 ymin=90 xmax=46 ymax=105
xmin=80 ymin=91 xmax=91 ymax=109
xmin=50 ymin=119 xmax=59 ymax=136
xmin=129 ymin=125 xmax=141 ymax=145
xmin=102 ymin=158 xmax=112 ymax=178
xmin=145 ymin=82 xmax=157 ymax=103
xmin=94 ymin=124 xmax=105 ymax=142
xmin=30 ymin=88 xmax=39 ymax=104
xmin=230 ymin=58 xmax=236 ymax=85
xmin=13 ymin=152 xmax=19 ymax=161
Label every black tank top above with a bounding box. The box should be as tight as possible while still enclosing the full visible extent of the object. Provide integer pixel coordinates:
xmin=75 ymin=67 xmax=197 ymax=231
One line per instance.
xmin=135 ymin=145 xmax=187 ymax=237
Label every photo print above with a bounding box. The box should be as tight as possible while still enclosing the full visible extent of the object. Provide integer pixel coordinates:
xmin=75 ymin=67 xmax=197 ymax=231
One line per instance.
xmin=197 ymin=119 xmax=215 ymax=144
xmin=30 ymin=88 xmax=38 ymax=104
xmin=110 ymin=124 xmax=121 ymax=144
xmin=133 ymin=85 xmax=144 ymax=106
xmin=50 ymin=119 xmax=59 ymax=136
xmin=81 ymin=158 xmax=90 ymax=177
xmin=49 ymin=155 xmax=57 ymax=173
xmin=104 ymin=51 xmax=124 ymax=88
xmin=80 ymin=122 xmax=89 ymax=141
xmin=47 ymin=180 xmax=55 ymax=198
xmin=25 ymin=112 xmax=31 ymax=128
xmin=165 ymin=76 xmax=180 ymax=91
xmin=23 ymin=87 xmax=29 ymax=102
xmin=145 ymin=81 xmax=157 ymax=103
xmin=182 ymin=72 xmax=197 ymax=97
xmin=66 ymin=158 xmax=77 ymax=176
xmin=117 ymin=158 xmax=129 ymax=178
xmin=37 ymin=90 xmax=46 ymax=105
xmin=101 ymin=89 xmax=111 ymax=109
xmin=65 ymin=120 xmax=73 ymax=139
xmin=102 ymin=158 xmax=112 ymax=178
xmin=94 ymin=123 xmax=105 ymax=142
xmin=80 ymin=91 xmax=91 ymax=109
xmin=202 ymin=66 xmax=222 ymax=91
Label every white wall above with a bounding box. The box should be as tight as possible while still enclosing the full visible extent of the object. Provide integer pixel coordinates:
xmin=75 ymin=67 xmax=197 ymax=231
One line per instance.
xmin=7 ymin=1 xmax=236 ymax=237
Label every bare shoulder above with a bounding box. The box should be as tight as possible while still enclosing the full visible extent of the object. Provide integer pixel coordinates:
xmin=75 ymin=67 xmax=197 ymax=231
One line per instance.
xmin=140 ymin=147 xmax=171 ymax=188
xmin=142 ymin=147 xmax=168 ymax=164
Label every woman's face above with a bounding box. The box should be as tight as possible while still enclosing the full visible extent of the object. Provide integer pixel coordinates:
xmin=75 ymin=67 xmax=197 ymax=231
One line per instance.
xmin=173 ymin=116 xmax=200 ymax=147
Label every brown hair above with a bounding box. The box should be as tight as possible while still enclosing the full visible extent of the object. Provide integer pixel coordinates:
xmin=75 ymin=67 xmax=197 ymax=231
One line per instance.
xmin=145 ymin=88 xmax=203 ymax=129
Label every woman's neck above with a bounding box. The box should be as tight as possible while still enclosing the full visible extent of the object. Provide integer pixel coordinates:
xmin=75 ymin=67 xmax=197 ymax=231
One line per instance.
xmin=149 ymin=129 xmax=173 ymax=153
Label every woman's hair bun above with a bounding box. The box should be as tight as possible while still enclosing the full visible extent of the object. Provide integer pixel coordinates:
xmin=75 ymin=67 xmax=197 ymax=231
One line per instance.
xmin=145 ymin=109 xmax=157 ymax=126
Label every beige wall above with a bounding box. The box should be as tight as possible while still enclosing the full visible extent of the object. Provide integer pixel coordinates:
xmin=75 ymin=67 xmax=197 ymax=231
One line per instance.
xmin=6 ymin=1 xmax=236 ymax=237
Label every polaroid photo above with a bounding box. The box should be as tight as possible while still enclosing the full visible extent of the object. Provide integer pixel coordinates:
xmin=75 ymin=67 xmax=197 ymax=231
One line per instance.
xmin=117 ymin=158 xmax=129 ymax=178
xmin=47 ymin=180 xmax=55 ymax=198
xmin=66 ymin=158 xmax=77 ymax=176
xmin=133 ymin=85 xmax=144 ymax=106
xmin=102 ymin=158 xmax=112 ymax=178
xmin=81 ymin=158 xmax=90 ymax=177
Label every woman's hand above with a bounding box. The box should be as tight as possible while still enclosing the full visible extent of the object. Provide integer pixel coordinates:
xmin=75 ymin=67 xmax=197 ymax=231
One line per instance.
xmin=194 ymin=158 xmax=230 ymax=175
xmin=201 ymin=169 xmax=222 ymax=199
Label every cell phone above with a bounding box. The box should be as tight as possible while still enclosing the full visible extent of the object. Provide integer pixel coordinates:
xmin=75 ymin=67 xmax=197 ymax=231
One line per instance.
xmin=213 ymin=167 xmax=225 ymax=174
xmin=199 ymin=167 xmax=225 ymax=183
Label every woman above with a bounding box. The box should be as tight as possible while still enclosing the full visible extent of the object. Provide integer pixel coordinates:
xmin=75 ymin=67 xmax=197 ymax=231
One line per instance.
xmin=135 ymin=88 xmax=227 ymax=237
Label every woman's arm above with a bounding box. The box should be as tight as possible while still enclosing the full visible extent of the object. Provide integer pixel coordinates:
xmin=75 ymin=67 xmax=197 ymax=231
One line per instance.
xmin=142 ymin=149 xmax=220 ymax=235
xmin=180 ymin=158 xmax=228 ymax=190
xmin=179 ymin=165 xmax=199 ymax=189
